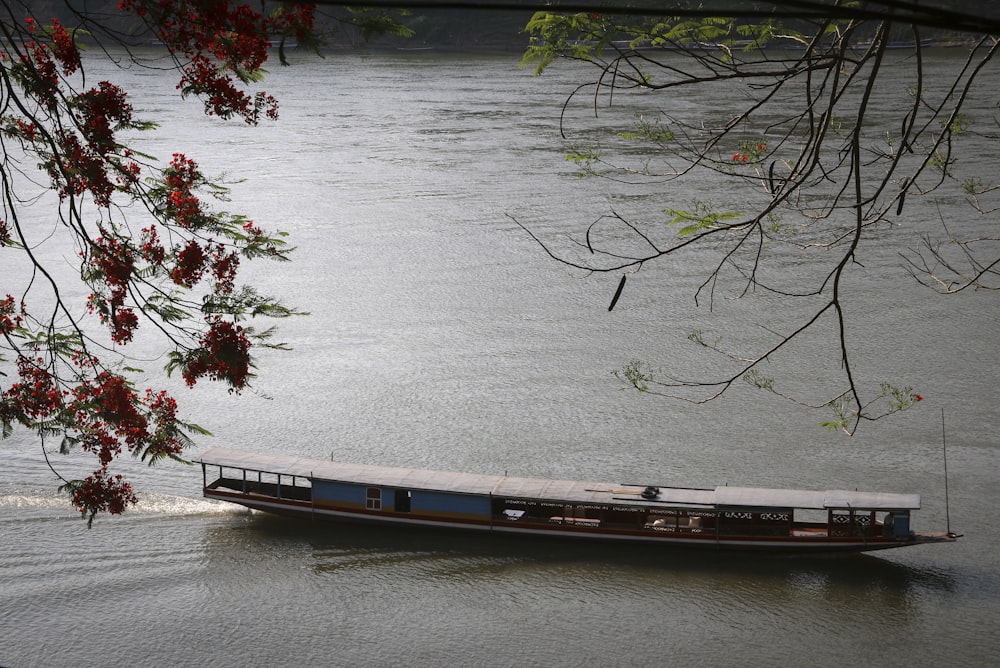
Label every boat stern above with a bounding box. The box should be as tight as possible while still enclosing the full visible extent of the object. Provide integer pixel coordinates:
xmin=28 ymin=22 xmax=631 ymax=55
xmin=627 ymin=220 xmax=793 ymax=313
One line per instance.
xmin=912 ymin=530 xmax=962 ymax=546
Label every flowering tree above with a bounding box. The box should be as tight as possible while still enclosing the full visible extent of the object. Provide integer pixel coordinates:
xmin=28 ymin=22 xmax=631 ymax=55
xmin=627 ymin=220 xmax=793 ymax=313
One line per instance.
xmin=0 ymin=0 xmax=374 ymax=525
xmin=519 ymin=2 xmax=1000 ymax=434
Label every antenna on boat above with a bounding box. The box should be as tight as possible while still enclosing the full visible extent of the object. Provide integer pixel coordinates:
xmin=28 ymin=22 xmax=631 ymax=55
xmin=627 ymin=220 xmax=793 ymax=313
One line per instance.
xmin=942 ymin=407 xmax=952 ymax=537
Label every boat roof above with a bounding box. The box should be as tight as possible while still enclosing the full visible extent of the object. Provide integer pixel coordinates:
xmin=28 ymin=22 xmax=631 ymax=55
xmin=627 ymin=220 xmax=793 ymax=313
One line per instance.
xmin=197 ymin=447 xmax=921 ymax=511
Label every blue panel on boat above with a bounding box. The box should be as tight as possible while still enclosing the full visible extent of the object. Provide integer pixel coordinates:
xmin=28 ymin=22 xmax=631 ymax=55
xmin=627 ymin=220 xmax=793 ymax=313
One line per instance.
xmin=414 ymin=490 xmax=490 ymax=516
xmin=893 ymin=512 xmax=911 ymax=538
xmin=313 ymin=480 xmax=365 ymax=504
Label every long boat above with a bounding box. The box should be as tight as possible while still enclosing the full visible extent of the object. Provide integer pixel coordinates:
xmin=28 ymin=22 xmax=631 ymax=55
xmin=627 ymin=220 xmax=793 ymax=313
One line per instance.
xmin=197 ymin=447 xmax=959 ymax=553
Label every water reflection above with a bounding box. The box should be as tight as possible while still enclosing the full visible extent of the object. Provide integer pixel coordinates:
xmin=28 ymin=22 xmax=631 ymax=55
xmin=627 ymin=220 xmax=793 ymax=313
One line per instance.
xmin=192 ymin=510 xmax=969 ymax=667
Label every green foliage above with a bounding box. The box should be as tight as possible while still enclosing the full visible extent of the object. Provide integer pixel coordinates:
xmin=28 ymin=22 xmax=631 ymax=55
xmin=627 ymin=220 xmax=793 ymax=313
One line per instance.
xmin=522 ymin=11 xmax=784 ymax=76
xmin=820 ymin=395 xmax=853 ymax=432
xmin=743 ymin=369 xmax=775 ymax=392
xmin=821 ymin=384 xmax=923 ymax=433
xmin=614 ymin=359 xmax=655 ymax=392
xmin=202 ymin=285 xmax=304 ymax=320
xmin=618 ymin=114 xmax=674 ymax=143
xmin=566 ymin=149 xmax=604 ymax=177
xmin=962 ymin=177 xmax=982 ymax=195
xmin=346 ymin=7 xmax=415 ymax=42
xmin=665 ymin=202 xmax=742 ymax=237
xmin=516 ymin=6 xmax=997 ymax=435
xmin=942 ymin=113 xmax=972 ymax=135
xmin=926 ymin=150 xmax=955 ymax=176
xmin=522 ymin=11 xmax=614 ymax=74
xmin=687 ymin=330 xmax=723 ymax=349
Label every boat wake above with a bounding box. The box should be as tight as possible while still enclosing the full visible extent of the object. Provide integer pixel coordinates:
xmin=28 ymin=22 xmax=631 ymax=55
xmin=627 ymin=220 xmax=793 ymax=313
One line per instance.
xmin=133 ymin=493 xmax=248 ymax=517
xmin=0 ymin=492 xmax=69 ymax=511
xmin=0 ymin=491 xmax=247 ymax=519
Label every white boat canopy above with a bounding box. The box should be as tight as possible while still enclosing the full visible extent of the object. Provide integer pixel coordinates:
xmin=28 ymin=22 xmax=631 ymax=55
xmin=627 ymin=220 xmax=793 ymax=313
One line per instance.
xmin=197 ymin=447 xmax=921 ymax=512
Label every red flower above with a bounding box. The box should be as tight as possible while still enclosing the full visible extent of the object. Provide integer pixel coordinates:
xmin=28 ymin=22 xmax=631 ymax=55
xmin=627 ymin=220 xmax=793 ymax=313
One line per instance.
xmin=70 ymin=467 xmax=139 ymax=525
xmin=109 ymin=307 xmax=139 ymax=344
xmin=50 ymin=19 xmax=81 ymax=75
xmin=210 ymin=245 xmax=240 ymax=295
xmin=181 ymin=318 xmax=253 ymax=390
xmin=4 ymin=357 xmax=66 ymax=420
xmin=0 ymin=295 xmax=23 ymax=334
xmin=163 ymin=153 xmax=205 ymax=227
xmin=171 ymin=239 xmax=207 ymax=287
xmin=139 ymin=226 xmax=165 ymax=265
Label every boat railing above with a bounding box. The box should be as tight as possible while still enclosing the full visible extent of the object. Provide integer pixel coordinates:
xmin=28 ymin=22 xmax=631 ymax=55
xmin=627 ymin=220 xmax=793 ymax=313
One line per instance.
xmin=208 ymin=476 xmax=312 ymax=502
xmin=202 ymin=459 xmax=315 ymax=507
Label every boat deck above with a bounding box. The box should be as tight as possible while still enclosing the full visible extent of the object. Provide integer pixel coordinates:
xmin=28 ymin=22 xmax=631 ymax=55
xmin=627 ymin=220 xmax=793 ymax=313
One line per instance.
xmin=196 ymin=447 xmax=922 ymax=513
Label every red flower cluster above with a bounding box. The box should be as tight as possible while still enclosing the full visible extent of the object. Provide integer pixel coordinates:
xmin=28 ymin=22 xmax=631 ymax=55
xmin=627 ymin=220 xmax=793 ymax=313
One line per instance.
xmin=70 ymin=468 xmax=138 ymax=525
xmin=139 ymin=226 xmax=166 ymax=265
xmin=118 ymin=1 xmax=315 ymax=124
xmin=49 ymin=19 xmax=81 ymax=75
xmin=16 ymin=20 xmax=60 ymax=110
xmin=86 ymin=234 xmax=141 ymax=343
xmin=181 ymin=317 xmax=252 ymax=390
xmin=732 ymin=142 xmax=768 ymax=163
xmin=1 ymin=360 xmax=185 ymax=522
xmin=163 ymin=153 xmax=205 ymax=228
xmin=0 ymin=295 xmax=23 ymax=334
xmin=171 ymin=238 xmax=243 ymax=294
xmin=15 ymin=119 xmax=38 ymax=141
xmin=142 ymin=389 xmax=185 ymax=462
xmin=4 ymin=357 xmax=66 ymax=419
xmin=183 ymin=55 xmax=280 ymax=123
xmin=210 ymin=244 xmax=240 ymax=295
xmin=74 ymin=81 xmax=133 ymax=155
xmin=43 ymin=130 xmax=116 ymax=206
xmin=71 ymin=372 xmax=148 ymax=465
xmin=10 ymin=21 xmax=141 ymax=206
xmin=90 ymin=234 xmax=135 ymax=303
xmin=145 ymin=389 xmax=179 ymax=433
xmin=0 ymin=4 xmax=312 ymax=524
xmin=277 ymin=4 xmax=317 ymax=42
xmin=172 ymin=239 xmax=208 ymax=287
xmin=242 ymin=220 xmax=264 ymax=239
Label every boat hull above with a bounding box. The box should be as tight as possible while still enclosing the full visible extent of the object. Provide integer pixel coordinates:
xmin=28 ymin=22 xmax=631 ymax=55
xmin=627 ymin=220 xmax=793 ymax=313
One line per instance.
xmin=203 ymin=484 xmax=954 ymax=554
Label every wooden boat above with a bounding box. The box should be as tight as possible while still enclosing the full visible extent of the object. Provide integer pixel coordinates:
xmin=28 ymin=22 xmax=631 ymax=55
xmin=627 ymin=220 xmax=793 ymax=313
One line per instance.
xmin=197 ymin=447 xmax=959 ymax=553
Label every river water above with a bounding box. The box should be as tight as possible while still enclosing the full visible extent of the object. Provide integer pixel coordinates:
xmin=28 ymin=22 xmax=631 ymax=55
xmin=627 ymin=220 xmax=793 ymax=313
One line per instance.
xmin=2 ymin=48 xmax=999 ymax=667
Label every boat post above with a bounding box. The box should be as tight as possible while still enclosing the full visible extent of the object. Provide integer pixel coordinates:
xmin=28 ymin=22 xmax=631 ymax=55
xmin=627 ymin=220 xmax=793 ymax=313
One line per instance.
xmin=942 ymin=407 xmax=952 ymax=537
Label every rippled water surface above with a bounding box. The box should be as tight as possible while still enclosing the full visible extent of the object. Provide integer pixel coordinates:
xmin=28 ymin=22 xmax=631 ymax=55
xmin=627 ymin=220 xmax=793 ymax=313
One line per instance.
xmin=2 ymin=49 xmax=999 ymax=667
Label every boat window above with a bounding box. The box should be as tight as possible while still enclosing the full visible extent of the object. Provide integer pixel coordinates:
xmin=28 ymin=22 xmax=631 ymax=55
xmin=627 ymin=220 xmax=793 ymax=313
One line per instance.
xmin=795 ymin=508 xmax=827 ymax=525
xmin=366 ymin=487 xmax=382 ymax=510
xmin=828 ymin=509 xmax=878 ymax=537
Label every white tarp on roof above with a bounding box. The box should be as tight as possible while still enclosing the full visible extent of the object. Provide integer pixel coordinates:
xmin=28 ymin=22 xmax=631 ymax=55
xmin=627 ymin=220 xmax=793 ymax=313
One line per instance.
xmin=714 ymin=486 xmax=920 ymax=510
xmin=714 ymin=486 xmax=828 ymax=510
xmin=197 ymin=447 xmax=920 ymax=510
